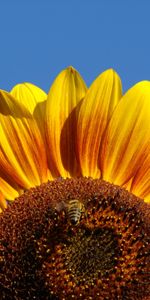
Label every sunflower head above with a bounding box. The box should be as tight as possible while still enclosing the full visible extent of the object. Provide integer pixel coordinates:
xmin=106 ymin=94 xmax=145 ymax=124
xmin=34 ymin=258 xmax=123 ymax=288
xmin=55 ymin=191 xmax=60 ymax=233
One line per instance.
xmin=0 ymin=67 xmax=150 ymax=299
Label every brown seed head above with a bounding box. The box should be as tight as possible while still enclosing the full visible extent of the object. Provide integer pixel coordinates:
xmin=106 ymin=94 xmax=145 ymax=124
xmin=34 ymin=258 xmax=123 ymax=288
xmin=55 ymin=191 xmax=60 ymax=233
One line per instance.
xmin=0 ymin=177 xmax=150 ymax=299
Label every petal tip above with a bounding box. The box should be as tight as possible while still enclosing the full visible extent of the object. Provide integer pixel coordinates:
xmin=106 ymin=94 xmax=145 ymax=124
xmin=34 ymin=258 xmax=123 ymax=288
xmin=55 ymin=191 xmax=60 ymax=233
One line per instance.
xmin=67 ymin=66 xmax=76 ymax=72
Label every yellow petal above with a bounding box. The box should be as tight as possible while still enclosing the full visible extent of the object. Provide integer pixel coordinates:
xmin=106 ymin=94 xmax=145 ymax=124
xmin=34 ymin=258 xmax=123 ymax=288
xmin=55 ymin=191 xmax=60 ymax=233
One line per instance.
xmin=0 ymin=176 xmax=19 ymax=201
xmin=45 ymin=66 xmax=87 ymax=178
xmin=130 ymin=152 xmax=150 ymax=203
xmin=11 ymin=82 xmax=47 ymax=136
xmin=100 ymin=81 xmax=150 ymax=187
xmin=0 ymin=89 xmax=31 ymax=118
xmin=0 ymin=190 xmax=7 ymax=212
xmin=77 ymin=69 xmax=122 ymax=178
xmin=0 ymin=90 xmax=49 ymax=190
xmin=11 ymin=82 xmax=47 ymax=114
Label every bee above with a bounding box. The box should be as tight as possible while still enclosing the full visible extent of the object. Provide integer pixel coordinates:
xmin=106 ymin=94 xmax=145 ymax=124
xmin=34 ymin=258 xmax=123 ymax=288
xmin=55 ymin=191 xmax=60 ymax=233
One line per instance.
xmin=56 ymin=199 xmax=84 ymax=225
xmin=67 ymin=199 xmax=85 ymax=225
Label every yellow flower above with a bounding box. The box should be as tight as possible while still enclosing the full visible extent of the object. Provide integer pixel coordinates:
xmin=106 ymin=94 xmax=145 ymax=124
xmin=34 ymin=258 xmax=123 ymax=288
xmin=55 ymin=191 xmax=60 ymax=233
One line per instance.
xmin=0 ymin=66 xmax=149 ymax=213
xmin=0 ymin=67 xmax=150 ymax=299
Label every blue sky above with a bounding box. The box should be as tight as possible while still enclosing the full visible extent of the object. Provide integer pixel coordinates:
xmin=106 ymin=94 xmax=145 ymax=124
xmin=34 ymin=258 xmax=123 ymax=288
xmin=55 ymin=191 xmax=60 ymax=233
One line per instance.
xmin=0 ymin=1 xmax=150 ymax=93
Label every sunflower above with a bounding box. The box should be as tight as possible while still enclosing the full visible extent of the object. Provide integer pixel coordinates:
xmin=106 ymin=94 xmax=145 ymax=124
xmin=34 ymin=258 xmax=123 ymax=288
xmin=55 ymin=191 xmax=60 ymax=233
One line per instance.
xmin=0 ymin=67 xmax=150 ymax=299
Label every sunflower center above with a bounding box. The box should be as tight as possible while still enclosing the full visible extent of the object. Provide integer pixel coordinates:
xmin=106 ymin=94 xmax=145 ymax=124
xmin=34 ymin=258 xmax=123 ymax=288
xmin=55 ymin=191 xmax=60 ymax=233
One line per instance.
xmin=1 ymin=178 xmax=150 ymax=300
xmin=62 ymin=227 xmax=118 ymax=283
xmin=42 ymin=223 xmax=120 ymax=298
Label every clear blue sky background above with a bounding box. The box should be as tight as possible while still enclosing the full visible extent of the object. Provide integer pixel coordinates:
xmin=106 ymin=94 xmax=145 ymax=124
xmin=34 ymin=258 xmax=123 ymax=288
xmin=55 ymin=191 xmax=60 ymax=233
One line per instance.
xmin=0 ymin=0 xmax=149 ymax=94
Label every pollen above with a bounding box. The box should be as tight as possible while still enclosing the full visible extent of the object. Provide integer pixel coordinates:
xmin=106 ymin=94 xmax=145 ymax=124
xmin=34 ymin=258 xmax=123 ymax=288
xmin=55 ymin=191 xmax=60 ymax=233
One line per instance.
xmin=0 ymin=178 xmax=150 ymax=299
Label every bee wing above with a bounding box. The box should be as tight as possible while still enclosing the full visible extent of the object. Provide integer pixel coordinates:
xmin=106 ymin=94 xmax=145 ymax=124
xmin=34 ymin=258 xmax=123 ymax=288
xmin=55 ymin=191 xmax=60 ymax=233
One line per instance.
xmin=55 ymin=200 xmax=67 ymax=212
